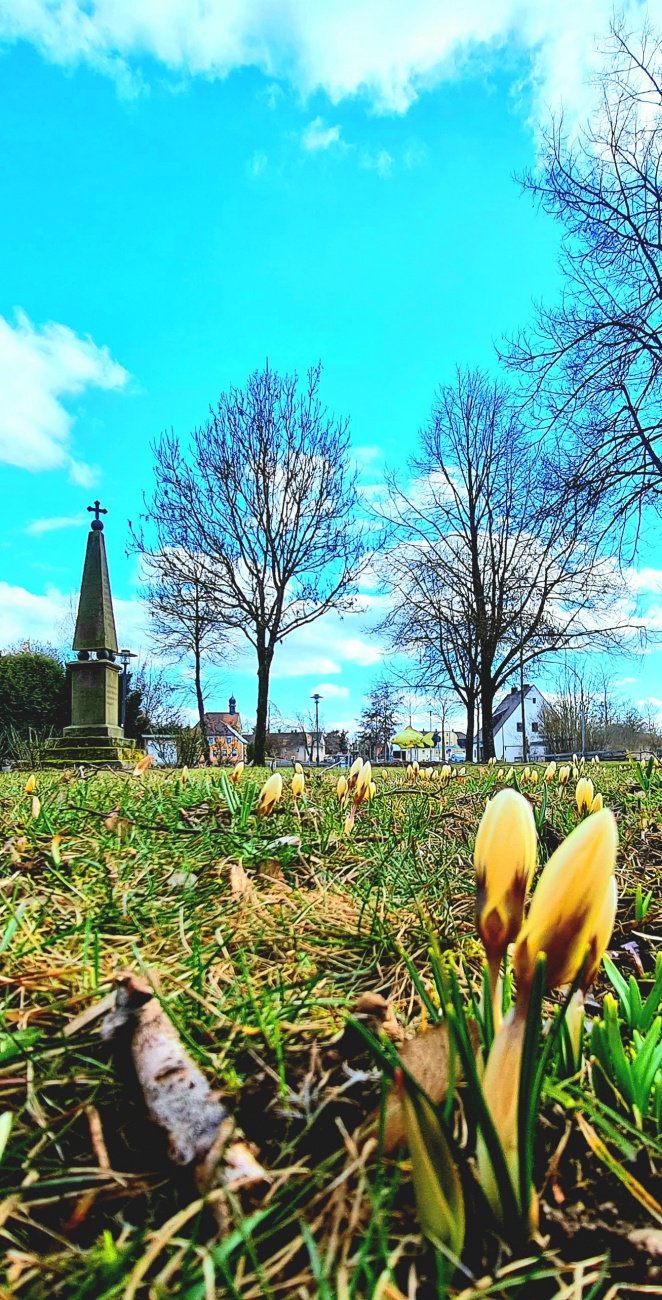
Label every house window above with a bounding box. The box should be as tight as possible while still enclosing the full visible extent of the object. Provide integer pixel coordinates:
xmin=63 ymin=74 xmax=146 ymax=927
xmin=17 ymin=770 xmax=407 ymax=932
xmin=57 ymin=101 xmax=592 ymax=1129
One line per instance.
xmin=517 ymin=722 xmax=522 ymax=732
xmin=532 ymin=722 xmax=539 ymax=732
xmin=532 ymin=697 xmax=536 ymax=703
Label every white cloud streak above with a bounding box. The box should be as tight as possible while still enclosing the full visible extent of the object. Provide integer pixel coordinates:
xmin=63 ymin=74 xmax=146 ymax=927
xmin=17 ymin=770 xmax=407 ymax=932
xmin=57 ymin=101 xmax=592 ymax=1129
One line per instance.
xmin=0 ymin=1 xmax=645 ymax=121
xmin=0 ymin=311 xmax=129 ymax=479
xmin=301 ymin=116 xmax=342 ymax=151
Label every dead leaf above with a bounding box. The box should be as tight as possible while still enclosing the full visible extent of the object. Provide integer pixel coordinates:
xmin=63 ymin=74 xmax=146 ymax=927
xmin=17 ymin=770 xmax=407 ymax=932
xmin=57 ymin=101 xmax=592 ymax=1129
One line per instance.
xmin=30 ymin=796 xmax=41 ymax=819
xmin=382 ymin=1021 xmax=479 ymax=1153
xmin=230 ymin=863 xmax=253 ymax=898
xmin=223 ymin=1142 xmax=271 ymax=1186
xmin=629 ymin=1227 xmax=662 ymax=1256
xmin=133 ymin=755 xmax=155 ymax=776
xmin=354 ymin=992 xmax=404 ymax=1044
xmin=101 ymin=970 xmax=230 ymax=1166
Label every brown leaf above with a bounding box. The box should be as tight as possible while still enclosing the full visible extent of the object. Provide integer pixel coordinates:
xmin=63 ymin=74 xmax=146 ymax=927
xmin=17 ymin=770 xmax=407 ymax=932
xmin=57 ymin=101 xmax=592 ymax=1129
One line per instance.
xmin=354 ymin=992 xmax=404 ymax=1044
xmin=230 ymin=863 xmax=253 ymax=898
xmin=133 ymin=755 xmax=155 ymax=776
xmin=382 ymin=1020 xmax=480 ymax=1153
xmin=223 ymin=1142 xmax=271 ymax=1187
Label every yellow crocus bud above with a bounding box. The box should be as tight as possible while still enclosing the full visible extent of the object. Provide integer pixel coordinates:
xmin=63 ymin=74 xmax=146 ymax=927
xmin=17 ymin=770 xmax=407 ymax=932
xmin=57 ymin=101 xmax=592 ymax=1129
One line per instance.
xmin=294 ymin=761 xmax=303 ymax=774
xmin=590 ymin=792 xmax=603 ymax=813
xmin=474 ymin=789 xmax=537 ymax=1007
xmin=441 ymin=763 xmax=451 ymax=780
xmin=529 ymin=770 xmax=538 ymax=787
xmin=336 ymin=774 xmax=348 ymax=802
xmin=368 ymin=781 xmax=377 ymax=800
xmin=354 ymin=761 xmax=373 ymax=805
xmin=523 ymin=766 xmax=531 ymax=781
xmin=497 ymin=768 xmax=504 ymax=779
xmin=348 ymin=756 xmax=363 ymax=789
xmin=513 ymin=808 xmax=618 ymax=995
xmin=230 ymin=761 xmax=244 ymax=785
xmin=292 ymin=772 xmax=305 ymax=799
xmin=256 ymin=772 xmax=283 ymax=817
xmin=506 ymin=767 xmax=514 ymax=780
xmin=543 ymin=762 xmax=556 ymax=783
xmin=382 ymin=770 xmax=388 ymax=780
xmin=406 ymin=764 xmax=413 ymax=779
xmin=24 ymin=774 xmax=36 ymax=794
xmin=558 ymin=765 xmax=570 ymax=786
xmin=575 ymin=777 xmax=594 ymax=816
xmin=412 ymin=760 xmax=420 ymax=776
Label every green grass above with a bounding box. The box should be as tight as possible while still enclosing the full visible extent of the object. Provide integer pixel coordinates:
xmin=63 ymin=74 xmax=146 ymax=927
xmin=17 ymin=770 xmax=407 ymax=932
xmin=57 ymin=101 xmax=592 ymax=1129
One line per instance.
xmin=0 ymin=761 xmax=661 ymax=1298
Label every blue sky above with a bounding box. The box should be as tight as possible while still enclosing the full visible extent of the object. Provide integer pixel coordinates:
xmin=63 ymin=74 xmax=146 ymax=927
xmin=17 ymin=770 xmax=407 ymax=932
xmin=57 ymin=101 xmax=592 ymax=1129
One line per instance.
xmin=1 ymin=0 xmax=661 ymax=735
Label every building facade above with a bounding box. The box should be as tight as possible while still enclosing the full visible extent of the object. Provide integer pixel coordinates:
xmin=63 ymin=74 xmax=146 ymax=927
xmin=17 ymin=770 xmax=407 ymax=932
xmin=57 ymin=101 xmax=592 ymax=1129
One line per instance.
xmin=478 ymin=685 xmax=546 ymax=762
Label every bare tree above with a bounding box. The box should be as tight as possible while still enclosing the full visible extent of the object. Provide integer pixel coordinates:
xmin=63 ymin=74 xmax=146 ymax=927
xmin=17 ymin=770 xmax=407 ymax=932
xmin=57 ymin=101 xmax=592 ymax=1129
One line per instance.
xmin=379 ymin=369 xmax=638 ymax=759
xmin=507 ymin=21 xmax=662 ymax=551
xmin=132 ymin=544 xmax=228 ymax=745
xmin=140 ymin=364 xmax=367 ymax=765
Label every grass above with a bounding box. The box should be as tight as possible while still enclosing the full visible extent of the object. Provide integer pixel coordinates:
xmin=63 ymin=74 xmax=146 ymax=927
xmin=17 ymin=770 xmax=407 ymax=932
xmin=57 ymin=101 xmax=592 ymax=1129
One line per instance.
xmin=0 ymin=760 xmax=662 ymax=1298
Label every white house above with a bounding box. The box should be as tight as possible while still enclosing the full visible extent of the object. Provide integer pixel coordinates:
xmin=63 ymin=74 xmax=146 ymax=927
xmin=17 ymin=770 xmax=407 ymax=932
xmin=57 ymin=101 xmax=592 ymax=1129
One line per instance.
xmin=478 ymin=685 xmax=546 ymax=762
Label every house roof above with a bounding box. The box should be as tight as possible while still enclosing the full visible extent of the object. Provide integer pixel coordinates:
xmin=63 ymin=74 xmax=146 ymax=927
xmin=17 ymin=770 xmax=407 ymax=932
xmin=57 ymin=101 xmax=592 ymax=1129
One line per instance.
xmin=477 ymin=685 xmax=539 ymax=741
xmin=205 ymin=711 xmax=241 ymax=734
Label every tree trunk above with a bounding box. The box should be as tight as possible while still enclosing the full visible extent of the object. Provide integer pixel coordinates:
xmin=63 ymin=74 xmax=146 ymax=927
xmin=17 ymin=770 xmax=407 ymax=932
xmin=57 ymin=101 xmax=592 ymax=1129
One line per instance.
xmin=465 ymin=695 xmax=475 ymax=763
xmin=480 ymin=674 xmax=496 ymax=760
xmin=194 ymin=646 xmax=208 ymax=761
xmin=253 ymin=644 xmax=273 ymax=767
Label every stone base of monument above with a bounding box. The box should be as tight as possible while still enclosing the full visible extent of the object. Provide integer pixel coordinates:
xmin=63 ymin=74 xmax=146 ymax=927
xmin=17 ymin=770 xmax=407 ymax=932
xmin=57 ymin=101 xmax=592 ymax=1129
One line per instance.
xmin=44 ymin=729 xmax=129 ymax=768
xmin=45 ymin=660 xmax=130 ymax=768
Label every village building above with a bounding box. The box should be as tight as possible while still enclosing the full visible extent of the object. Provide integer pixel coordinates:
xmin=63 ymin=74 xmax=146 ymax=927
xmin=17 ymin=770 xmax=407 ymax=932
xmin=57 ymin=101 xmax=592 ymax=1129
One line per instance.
xmin=476 ymin=684 xmax=546 ymax=762
xmin=241 ymin=728 xmax=326 ymax=764
xmin=204 ymin=696 xmax=246 ymax=765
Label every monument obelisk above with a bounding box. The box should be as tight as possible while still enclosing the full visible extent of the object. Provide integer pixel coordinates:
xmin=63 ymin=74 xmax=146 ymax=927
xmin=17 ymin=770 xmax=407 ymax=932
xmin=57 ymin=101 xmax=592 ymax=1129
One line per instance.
xmin=47 ymin=502 xmax=126 ymax=767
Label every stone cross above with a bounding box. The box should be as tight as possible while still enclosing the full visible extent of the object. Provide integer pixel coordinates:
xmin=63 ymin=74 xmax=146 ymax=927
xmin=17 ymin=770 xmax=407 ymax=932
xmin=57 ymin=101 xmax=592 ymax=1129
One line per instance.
xmin=87 ymin=500 xmax=108 ymax=530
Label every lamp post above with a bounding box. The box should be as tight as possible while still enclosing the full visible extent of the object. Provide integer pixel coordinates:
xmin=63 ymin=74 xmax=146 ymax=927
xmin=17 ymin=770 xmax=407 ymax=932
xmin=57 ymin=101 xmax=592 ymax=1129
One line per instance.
xmin=118 ymin=648 xmax=137 ymax=729
xmin=311 ymin=692 xmax=322 ymax=767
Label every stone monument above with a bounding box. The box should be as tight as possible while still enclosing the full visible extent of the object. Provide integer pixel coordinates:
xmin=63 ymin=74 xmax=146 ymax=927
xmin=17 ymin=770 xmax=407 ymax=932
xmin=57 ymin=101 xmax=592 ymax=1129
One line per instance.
xmin=46 ymin=502 xmax=127 ymax=767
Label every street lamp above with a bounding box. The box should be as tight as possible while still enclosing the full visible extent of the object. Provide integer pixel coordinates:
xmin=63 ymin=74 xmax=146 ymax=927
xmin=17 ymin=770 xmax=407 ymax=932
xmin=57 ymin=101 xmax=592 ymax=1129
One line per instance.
xmin=311 ymin=692 xmax=322 ymax=767
xmin=118 ymin=648 xmax=137 ymax=729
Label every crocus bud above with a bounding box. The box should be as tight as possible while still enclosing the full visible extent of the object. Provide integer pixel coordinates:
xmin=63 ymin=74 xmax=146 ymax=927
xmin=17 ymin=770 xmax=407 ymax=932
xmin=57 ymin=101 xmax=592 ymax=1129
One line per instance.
xmin=474 ymin=789 xmax=537 ymax=1005
xmin=230 ymin=761 xmax=244 ymax=785
xmin=529 ymin=770 xmax=538 ymax=786
xmin=294 ymin=762 xmax=303 ymax=774
xmin=348 ymin=756 xmax=363 ymax=789
xmin=292 ymin=772 xmax=305 ymax=799
xmin=575 ymin=777 xmax=594 ymax=816
xmin=590 ymin=792 xmax=603 ymax=814
xmin=354 ymin=761 xmax=373 ymax=806
xmin=544 ymin=761 xmax=557 ymax=783
xmin=256 ymin=772 xmax=283 ymax=817
xmin=441 ymin=764 xmax=451 ymax=780
xmin=558 ymin=765 xmax=570 ymax=786
xmin=513 ymin=808 xmax=618 ymax=995
xmin=337 ymin=774 xmax=348 ymax=802
xmin=412 ymin=761 xmax=420 ymax=776
xmin=24 ymin=774 xmax=36 ymax=794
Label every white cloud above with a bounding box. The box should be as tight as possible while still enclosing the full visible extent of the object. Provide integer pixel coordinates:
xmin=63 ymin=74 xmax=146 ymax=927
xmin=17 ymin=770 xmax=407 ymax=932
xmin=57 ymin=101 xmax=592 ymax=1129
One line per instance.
xmin=0 ymin=1 xmax=643 ymax=122
xmin=360 ymin=148 xmax=394 ymax=178
xmin=0 ymin=311 xmax=129 ymax=478
xmin=301 ymin=116 xmax=342 ymax=151
xmin=246 ymin=150 xmax=268 ymax=178
xmin=627 ymin=567 xmax=662 ymax=594
xmin=312 ymin=681 xmax=350 ymax=699
xmin=25 ymin=514 xmax=88 ymax=536
xmin=0 ymin=581 xmax=149 ymax=655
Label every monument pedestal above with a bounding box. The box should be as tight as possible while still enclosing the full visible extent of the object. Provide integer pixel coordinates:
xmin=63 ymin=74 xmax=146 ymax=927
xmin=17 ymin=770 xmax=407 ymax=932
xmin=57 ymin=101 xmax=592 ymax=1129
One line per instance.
xmin=46 ymin=660 xmax=127 ymax=768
